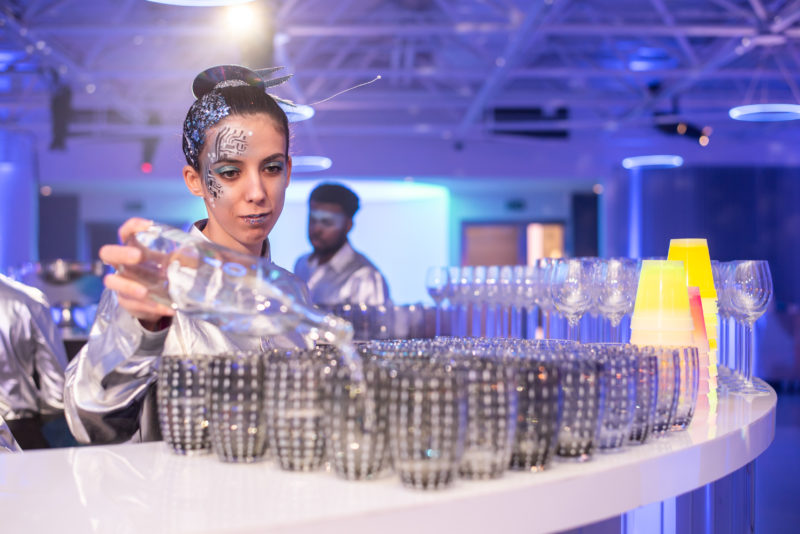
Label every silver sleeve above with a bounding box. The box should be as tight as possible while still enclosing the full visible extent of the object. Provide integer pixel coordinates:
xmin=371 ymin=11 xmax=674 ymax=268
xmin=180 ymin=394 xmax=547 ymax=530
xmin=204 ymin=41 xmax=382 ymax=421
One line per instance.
xmin=0 ymin=415 xmax=21 ymax=453
xmin=29 ymin=300 xmax=68 ymax=415
xmin=64 ymin=289 xmax=164 ymax=444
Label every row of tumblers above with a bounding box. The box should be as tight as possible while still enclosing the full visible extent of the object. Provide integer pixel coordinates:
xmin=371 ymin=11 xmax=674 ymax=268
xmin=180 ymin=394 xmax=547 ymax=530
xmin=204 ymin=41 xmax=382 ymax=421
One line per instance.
xmin=156 ymin=339 xmax=699 ymax=490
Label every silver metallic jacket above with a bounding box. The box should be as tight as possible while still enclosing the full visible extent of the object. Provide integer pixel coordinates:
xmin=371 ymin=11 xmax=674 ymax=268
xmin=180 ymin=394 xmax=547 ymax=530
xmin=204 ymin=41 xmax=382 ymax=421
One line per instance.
xmin=0 ymin=273 xmax=68 ymax=421
xmin=0 ymin=415 xmax=21 ymax=452
xmin=64 ymin=223 xmax=311 ymax=445
xmin=294 ymin=241 xmax=391 ymax=307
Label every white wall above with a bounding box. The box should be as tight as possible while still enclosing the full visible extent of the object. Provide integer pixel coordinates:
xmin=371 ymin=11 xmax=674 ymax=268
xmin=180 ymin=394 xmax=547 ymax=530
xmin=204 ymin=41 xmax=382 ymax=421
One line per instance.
xmin=272 ymin=179 xmax=450 ymax=304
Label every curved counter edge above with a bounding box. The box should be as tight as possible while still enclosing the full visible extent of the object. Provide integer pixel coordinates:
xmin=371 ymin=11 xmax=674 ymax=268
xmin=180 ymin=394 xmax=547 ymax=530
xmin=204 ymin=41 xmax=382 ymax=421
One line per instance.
xmin=0 ymin=384 xmax=777 ymax=534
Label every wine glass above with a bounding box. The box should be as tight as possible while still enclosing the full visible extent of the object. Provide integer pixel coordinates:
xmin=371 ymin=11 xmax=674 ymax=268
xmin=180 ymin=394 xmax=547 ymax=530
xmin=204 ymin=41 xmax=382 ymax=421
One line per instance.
xmin=549 ymin=258 xmax=593 ymax=341
xmin=594 ymin=258 xmax=639 ymax=342
xmin=425 ymin=266 xmax=450 ymax=337
xmin=470 ymin=266 xmax=488 ymax=337
xmin=727 ymin=260 xmax=772 ymax=395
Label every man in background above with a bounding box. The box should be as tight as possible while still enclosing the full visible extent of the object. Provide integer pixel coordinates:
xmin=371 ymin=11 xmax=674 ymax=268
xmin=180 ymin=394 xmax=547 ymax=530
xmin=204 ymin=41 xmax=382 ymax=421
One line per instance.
xmin=294 ymin=182 xmax=391 ymax=307
xmin=0 ymin=273 xmax=68 ymax=449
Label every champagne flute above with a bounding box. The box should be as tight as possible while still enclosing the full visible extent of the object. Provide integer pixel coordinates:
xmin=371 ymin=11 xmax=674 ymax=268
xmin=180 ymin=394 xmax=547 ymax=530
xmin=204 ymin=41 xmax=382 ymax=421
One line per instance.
xmin=425 ymin=266 xmax=450 ymax=337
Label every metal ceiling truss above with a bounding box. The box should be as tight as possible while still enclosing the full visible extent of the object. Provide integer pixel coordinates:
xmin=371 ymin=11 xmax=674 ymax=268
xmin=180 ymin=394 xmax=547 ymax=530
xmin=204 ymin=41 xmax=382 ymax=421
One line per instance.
xmin=0 ymin=0 xmax=799 ymax=142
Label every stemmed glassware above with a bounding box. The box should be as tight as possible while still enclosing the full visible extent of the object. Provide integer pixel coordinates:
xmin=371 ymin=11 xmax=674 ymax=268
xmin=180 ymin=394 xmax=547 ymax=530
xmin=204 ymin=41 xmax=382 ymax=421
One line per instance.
xmin=470 ymin=266 xmax=487 ymax=337
xmin=533 ymin=259 xmax=557 ymax=339
xmin=425 ymin=266 xmax=450 ymax=337
xmin=593 ymin=258 xmax=639 ymax=342
xmin=549 ymin=258 xmax=593 ymax=341
xmin=726 ymin=260 xmax=773 ymax=394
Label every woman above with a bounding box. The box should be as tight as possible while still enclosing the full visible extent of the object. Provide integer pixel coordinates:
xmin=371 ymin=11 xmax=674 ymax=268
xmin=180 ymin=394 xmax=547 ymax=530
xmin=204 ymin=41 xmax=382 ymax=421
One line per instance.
xmin=64 ymin=65 xmax=309 ymax=445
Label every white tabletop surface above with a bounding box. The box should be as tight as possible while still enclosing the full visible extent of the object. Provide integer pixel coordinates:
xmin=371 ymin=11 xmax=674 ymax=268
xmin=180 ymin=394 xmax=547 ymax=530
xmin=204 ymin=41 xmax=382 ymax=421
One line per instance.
xmin=0 ymin=383 xmax=776 ymax=534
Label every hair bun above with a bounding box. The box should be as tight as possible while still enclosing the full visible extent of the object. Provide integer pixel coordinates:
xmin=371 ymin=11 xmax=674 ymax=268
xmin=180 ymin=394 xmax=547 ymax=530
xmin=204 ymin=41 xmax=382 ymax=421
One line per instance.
xmin=192 ymin=65 xmax=265 ymax=99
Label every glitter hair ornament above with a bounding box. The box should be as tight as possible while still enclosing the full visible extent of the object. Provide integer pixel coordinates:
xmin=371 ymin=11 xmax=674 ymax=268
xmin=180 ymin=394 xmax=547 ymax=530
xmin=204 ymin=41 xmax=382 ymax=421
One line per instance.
xmin=182 ymin=65 xmax=312 ymax=170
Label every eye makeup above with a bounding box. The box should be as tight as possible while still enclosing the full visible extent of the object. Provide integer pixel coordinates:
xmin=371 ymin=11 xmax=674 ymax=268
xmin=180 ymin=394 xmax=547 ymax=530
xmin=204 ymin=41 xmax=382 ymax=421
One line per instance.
xmin=203 ymin=126 xmax=249 ymax=200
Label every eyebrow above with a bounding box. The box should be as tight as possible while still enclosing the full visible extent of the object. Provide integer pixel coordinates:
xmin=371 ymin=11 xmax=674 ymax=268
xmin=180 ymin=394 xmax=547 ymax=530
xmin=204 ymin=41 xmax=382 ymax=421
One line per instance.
xmin=212 ymin=152 xmax=286 ymax=166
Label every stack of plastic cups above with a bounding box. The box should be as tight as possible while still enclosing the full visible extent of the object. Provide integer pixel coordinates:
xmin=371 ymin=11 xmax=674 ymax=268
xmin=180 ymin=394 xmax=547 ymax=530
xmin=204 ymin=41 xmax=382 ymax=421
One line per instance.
xmin=667 ymin=239 xmax=719 ymax=394
xmin=687 ymin=287 xmax=714 ymax=412
xmin=629 ymin=260 xmax=695 ymax=347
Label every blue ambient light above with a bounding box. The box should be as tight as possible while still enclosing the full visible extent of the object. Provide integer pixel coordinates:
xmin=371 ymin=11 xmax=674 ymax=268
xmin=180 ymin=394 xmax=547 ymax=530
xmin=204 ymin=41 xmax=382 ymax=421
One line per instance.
xmin=621 ymin=155 xmax=684 ymax=170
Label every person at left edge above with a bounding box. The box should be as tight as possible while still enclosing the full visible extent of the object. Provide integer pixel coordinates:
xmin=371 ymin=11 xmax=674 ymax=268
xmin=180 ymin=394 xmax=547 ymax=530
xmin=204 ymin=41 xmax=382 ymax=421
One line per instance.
xmin=0 ymin=273 xmax=68 ymax=449
xmin=63 ymin=65 xmax=311 ymax=445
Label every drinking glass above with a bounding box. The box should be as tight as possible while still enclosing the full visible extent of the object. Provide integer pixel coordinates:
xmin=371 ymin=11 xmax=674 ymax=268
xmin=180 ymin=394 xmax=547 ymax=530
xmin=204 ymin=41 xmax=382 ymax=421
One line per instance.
xmin=593 ymin=258 xmax=639 ymax=342
xmin=534 ymin=259 xmax=557 ymax=339
xmin=451 ymin=348 xmax=517 ymax=479
xmin=671 ymin=346 xmax=700 ymax=430
xmin=208 ymin=351 xmax=268 ymax=463
xmin=157 ymin=354 xmax=211 ymax=455
xmin=585 ymin=344 xmax=637 ymax=451
xmin=324 ymin=347 xmax=392 ymax=480
xmin=498 ymin=265 xmax=516 ymax=338
xmin=549 ymin=258 xmax=593 ymax=341
xmin=387 ymin=358 xmax=468 ymax=490
xmin=508 ymin=344 xmax=562 ymax=471
xmin=264 ymin=348 xmax=329 ymax=471
xmin=426 ymin=266 xmax=450 ymax=337
xmin=628 ymin=348 xmax=658 ymax=444
xmin=728 ymin=260 xmax=773 ymax=395
xmin=644 ymin=346 xmax=680 ymax=437
xmin=554 ymin=346 xmax=604 ymax=461
xmin=470 ymin=266 xmax=487 ymax=337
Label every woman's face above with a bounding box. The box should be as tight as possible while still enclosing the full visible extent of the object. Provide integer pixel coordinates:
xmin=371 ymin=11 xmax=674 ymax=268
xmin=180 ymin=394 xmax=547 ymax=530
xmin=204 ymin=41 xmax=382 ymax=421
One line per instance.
xmin=185 ymin=113 xmax=291 ymax=255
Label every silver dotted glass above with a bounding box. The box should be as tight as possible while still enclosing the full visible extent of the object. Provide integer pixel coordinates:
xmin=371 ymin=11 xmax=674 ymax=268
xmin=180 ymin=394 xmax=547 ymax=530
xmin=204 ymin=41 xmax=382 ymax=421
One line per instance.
xmin=208 ymin=352 xmax=268 ymax=463
xmin=157 ymin=354 xmax=210 ymax=455
xmin=324 ymin=346 xmax=392 ymax=480
xmin=586 ymin=344 xmax=637 ymax=452
xmin=629 ymin=350 xmax=658 ymax=444
xmin=645 ymin=346 xmax=680 ymax=437
xmin=508 ymin=350 xmax=561 ymax=471
xmin=264 ymin=348 xmax=328 ymax=471
xmin=453 ymin=350 xmax=517 ymax=479
xmin=554 ymin=346 xmax=605 ymax=461
xmin=388 ymin=360 xmax=467 ymax=490
xmin=671 ymin=346 xmax=700 ymax=430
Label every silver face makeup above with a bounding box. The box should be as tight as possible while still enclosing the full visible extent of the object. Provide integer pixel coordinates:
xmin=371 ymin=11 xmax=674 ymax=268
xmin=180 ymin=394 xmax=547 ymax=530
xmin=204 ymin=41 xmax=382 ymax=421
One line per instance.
xmin=203 ymin=126 xmax=249 ymax=200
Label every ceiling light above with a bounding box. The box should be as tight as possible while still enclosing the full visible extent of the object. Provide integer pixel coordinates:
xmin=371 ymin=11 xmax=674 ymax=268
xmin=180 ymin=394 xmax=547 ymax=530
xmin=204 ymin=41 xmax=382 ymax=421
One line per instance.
xmin=292 ymin=156 xmax=332 ymax=173
xmin=146 ymin=0 xmax=254 ymax=6
xmin=225 ymin=4 xmax=257 ymax=31
xmin=621 ymin=155 xmax=683 ymax=170
xmin=728 ymin=103 xmax=800 ymax=122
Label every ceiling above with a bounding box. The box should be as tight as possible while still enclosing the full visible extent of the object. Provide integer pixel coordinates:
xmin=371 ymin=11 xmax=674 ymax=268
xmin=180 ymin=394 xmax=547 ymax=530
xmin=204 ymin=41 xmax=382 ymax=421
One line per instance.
xmin=2 ymin=0 xmax=800 ymax=167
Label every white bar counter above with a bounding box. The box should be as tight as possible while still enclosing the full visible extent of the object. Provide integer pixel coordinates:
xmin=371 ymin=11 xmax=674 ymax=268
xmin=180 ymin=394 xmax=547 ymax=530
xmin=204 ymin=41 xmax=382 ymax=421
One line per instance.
xmin=0 ymin=383 xmax=776 ymax=534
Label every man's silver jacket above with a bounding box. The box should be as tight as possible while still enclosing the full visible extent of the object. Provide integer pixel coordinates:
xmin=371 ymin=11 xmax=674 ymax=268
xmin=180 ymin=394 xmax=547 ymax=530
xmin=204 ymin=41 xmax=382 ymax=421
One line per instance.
xmin=0 ymin=273 xmax=68 ymax=421
xmin=64 ymin=224 xmax=310 ymax=444
xmin=294 ymin=241 xmax=390 ymax=307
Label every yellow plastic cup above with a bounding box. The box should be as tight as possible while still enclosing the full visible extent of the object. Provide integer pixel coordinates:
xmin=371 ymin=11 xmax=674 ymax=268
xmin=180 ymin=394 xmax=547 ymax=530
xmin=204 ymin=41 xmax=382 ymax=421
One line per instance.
xmin=630 ymin=260 xmax=694 ymax=330
xmin=667 ymin=238 xmax=717 ymax=300
xmin=630 ymin=260 xmax=695 ymax=347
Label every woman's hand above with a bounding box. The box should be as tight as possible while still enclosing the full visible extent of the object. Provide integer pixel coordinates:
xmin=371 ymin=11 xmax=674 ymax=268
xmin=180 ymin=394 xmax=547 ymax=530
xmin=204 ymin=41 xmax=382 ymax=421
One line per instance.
xmin=99 ymin=217 xmax=174 ymax=330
